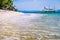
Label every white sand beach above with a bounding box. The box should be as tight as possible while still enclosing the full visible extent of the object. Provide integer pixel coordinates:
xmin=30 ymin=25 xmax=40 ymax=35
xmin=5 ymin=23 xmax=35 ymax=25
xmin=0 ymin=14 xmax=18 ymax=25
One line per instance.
xmin=0 ymin=10 xmax=22 ymax=40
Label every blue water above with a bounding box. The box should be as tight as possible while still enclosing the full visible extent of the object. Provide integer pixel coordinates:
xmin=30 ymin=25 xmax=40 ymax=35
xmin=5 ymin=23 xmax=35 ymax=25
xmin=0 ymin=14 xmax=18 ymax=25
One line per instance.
xmin=22 ymin=13 xmax=60 ymax=34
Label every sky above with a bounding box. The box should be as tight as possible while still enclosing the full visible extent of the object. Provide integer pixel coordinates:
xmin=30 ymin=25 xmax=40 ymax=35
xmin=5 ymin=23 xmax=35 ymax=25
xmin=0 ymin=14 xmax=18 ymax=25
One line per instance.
xmin=13 ymin=0 xmax=60 ymax=10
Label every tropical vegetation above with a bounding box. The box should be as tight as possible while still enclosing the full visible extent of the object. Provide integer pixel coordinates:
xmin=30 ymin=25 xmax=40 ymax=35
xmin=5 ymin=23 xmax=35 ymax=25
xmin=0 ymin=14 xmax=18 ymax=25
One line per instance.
xmin=0 ymin=0 xmax=17 ymax=11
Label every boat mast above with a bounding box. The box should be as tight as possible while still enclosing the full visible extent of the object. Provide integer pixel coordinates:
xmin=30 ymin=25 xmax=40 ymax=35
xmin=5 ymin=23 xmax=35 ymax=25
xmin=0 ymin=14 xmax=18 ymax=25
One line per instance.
xmin=44 ymin=0 xmax=48 ymax=10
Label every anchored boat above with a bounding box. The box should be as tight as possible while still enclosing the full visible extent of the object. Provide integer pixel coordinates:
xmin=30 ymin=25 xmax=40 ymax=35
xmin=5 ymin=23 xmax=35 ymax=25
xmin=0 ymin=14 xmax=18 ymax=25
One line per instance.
xmin=43 ymin=6 xmax=55 ymax=13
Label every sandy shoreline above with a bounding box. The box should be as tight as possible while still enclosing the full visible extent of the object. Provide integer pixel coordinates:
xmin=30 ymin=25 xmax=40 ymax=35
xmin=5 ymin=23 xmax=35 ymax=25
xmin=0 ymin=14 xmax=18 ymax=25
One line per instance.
xmin=0 ymin=10 xmax=60 ymax=40
xmin=0 ymin=10 xmax=24 ymax=40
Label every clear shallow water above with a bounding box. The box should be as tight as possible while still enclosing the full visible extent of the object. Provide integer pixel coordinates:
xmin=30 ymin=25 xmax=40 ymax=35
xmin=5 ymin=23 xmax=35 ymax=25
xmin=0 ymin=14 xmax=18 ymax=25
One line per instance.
xmin=20 ymin=13 xmax=60 ymax=40
xmin=25 ymin=13 xmax=60 ymax=32
xmin=1 ymin=12 xmax=60 ymax=40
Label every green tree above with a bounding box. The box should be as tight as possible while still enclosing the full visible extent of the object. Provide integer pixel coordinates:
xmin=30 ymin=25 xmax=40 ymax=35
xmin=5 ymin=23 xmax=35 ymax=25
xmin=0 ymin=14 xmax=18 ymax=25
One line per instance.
xmin=0 ymin=0 xmax=17 ymax=11
xmin=0 ymin=0 xmax=13 ymax=8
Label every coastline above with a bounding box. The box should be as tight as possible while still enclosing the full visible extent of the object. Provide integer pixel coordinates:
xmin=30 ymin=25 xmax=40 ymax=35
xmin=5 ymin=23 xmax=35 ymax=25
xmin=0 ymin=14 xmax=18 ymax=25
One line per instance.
xmin=0 ymin=10 xmax=60 ymax=40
